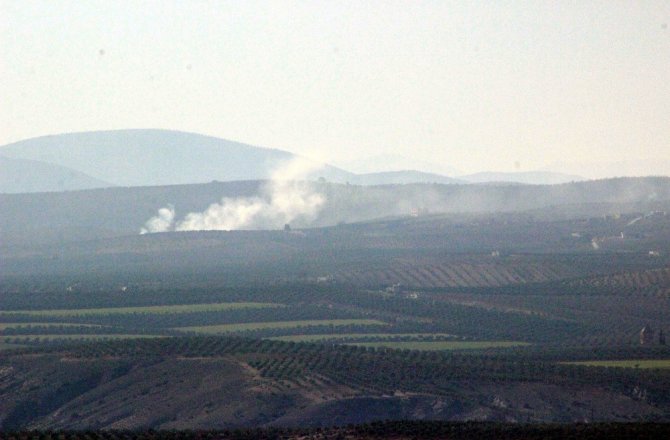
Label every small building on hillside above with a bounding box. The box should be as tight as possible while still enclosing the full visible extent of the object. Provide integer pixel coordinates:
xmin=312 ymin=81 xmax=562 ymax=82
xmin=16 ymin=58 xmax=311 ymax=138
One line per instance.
xmin=640 ymin=325 xmax=654 ymax=345
xmin=385 ymin=283 xmax=404 ymax=294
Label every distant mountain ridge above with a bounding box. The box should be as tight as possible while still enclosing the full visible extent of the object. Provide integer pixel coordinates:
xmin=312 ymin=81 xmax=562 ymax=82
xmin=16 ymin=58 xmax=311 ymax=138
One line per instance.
xmin=0 ymin=130 xmax=464 ymax=193
xmin=350 ymin=170 xmax=464 ymax=185
xmin=337 ymin=153 xmax=462 ymax=176
xmin=544 ymin=159 xmax=670 ymax=180
xmin=0 ymin=156 xmax=113 ymax=193
xmin=1 ymin=176 xmax=669 ymax=248
xmin=459 ymin=171 xmax=584 ymax=185
xmin=0 ymin=129 xmax=593 ymax=193
xmin=0 ymin=129 xmax=352 ymax=188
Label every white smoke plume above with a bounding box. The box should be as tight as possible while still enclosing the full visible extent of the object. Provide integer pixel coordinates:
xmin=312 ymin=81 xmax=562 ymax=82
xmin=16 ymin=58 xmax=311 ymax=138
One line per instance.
xmin=140 ymin=158 xmax=326 ymax=233
xmin=140 ymin=204 xmax=175 ymax=234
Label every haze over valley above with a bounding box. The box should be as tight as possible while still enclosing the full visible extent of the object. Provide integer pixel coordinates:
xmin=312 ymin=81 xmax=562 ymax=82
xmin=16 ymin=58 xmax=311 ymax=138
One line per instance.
xmin=0 ymin=129 xmax=589 ymax=195
xmin=2 ymin=1 xmax=670 ymax=437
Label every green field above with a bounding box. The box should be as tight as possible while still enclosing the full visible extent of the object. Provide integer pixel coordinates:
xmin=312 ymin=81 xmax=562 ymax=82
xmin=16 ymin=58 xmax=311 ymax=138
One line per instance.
xmin=0 ymin=302 xmax=282 ymax=317
xmin=343 ymin=340 xmax=530 ymax=351
xmin=3 ymin=334 xmax=165 ymax=342
xmin=177 ymin=319 xmax=388 ymax=334
xmin=0 ymin=342 xmax=25 ymax=351
xmin=267 ymin=333 xmax=455 ymax=342
xmin=566 ymin=359 xmax=670 ymax=369
xmin=0 ymin=322 xmax=104 ymax=330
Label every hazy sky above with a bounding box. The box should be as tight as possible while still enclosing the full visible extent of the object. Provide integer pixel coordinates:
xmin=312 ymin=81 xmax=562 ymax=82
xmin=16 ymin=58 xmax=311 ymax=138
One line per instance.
xmin=1 ymin=1 xmax=669 ymax=174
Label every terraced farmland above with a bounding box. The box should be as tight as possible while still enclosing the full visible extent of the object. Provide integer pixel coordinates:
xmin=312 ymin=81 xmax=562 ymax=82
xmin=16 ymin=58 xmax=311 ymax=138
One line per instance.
xmin=566 ymin=359 xmax=670 ymax=369
xmin=336 ymin=260 xmax=577 ymax=288
xmin=267 ymin=333 xmax=456 ymax=342
xmin=2 ymin=334 xmax=164 ymax=343
xmin=0 ymin=322 xmax=104 ymax=330
xmin=176 ymin=319 xmax=388 ymax=334
xmin=343 ymin=340 xmax=530 ymax=351
xmin=566 ymin=267 xmax=670 ymax=296
xmin=0 ymin=302 xmax=282 ymax=317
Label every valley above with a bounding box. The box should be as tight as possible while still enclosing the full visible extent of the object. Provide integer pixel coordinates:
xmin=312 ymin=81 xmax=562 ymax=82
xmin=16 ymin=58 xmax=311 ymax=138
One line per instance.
xmin=1 ymin=179 xmax=669 ymax=429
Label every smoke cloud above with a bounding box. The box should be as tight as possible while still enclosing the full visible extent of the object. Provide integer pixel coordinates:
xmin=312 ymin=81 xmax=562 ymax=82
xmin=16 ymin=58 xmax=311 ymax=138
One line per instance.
xmin=139 ymin=158 xmax=325 ymax=233
xmin=140 ymin=204 xmax=175 ymax=234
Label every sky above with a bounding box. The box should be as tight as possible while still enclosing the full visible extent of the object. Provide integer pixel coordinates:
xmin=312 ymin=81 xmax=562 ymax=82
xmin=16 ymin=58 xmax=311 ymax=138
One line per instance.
xmin=1 ymin=1 xmax=669 ymax=175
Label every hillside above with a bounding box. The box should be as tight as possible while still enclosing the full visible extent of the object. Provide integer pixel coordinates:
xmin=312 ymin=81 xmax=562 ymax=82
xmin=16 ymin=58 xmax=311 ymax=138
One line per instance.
xmin=460 ymin=171 xmax=584 ymax=185
xmin=0 ymin=130 xmax=353 ymax=188
xmin=545 ymin=159 xmax=670 ymax=180
xmin=2 ymin=191 xmax=670 ymax=282
xmin=1 ymin=177 xmax=669 ymax=249
xmin=0 ymin=156 xmax=112 ymax=194
xmin=1 ymin=131 xmax=606 ymax=194
xmin=0 ymin=337 xmax=668 ymax=429
xmin=2 ymin=179 xmax=670 ymax=429
xmin=351 ymin=170 xmax=464 ymax=185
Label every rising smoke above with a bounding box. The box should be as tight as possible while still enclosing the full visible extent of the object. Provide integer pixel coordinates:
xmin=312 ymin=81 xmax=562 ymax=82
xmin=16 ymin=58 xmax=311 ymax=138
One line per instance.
xmin=140 ymin=204 xmax=175 ymax=234
xmin=139 ymin=158 xmax=325 ymax=233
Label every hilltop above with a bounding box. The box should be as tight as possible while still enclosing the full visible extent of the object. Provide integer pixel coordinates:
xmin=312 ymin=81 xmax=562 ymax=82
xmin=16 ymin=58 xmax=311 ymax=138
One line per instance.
xmin=0 ymin=130 xmax=350 ymax=187
xmin=0 ymin=130 xmax=464 ymax=192
xmin=1 ymin=176 xmax=669 ymax=248
xmin=0 ymin=156 xmax=112 ymax=193
xmin=1 ymin=130 xmax=595 ymax=194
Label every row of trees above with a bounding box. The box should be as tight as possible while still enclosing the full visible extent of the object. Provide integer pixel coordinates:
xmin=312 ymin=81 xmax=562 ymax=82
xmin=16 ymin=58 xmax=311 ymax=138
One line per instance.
xmin=15 ymin=336 xmax=667 ymax=406
xmin=3 ymin=422 xmax=670 ymax=440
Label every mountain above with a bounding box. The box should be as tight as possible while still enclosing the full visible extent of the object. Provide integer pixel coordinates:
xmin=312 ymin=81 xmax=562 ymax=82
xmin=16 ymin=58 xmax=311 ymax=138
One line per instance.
xmin=0 ymin=131 xmax=465 ymax=193
xmin=337 ymin=153 xmax=462 ymax=176
xmin=0 ymin=129 xmax=354 ymax=188
xmin=459 ymin=171 xmax=584 ymax=185
xmin=5 ymin=130 xmax=667 ymax=194
xmin=1 ymin=176 xmax=669 ymax=249
xmin=350 ymin=170 xmax=464 ymax=185
xmin=0 ymin=156 xmax=113 ymax=193
xmin=544 ymin=159 xmax=670 ymax=180
xmin=1 ymin=338 xmax=667 ymax=429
